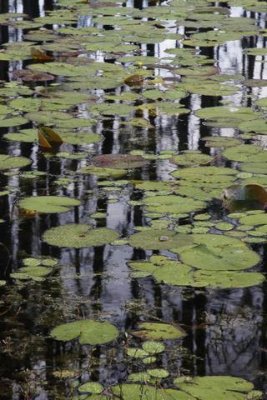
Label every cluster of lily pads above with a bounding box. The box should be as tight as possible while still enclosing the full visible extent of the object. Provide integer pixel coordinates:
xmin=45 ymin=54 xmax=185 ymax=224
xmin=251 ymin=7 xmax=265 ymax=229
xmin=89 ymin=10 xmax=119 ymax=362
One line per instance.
xmin=0 ymin=0 xmax=266 ymax=398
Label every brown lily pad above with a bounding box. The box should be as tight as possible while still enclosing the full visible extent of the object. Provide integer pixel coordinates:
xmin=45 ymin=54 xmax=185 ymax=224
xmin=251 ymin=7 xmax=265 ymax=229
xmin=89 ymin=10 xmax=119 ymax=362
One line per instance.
xmin=13 ymin=69 xmax=55 ymax=82
xmin=92 ymin=154 xmax=148 ymax=169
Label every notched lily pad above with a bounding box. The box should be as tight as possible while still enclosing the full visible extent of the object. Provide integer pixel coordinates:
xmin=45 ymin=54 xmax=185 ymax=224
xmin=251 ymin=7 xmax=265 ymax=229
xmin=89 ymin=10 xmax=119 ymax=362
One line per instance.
xmin=50 ymin=320 xmax=119 ymax=345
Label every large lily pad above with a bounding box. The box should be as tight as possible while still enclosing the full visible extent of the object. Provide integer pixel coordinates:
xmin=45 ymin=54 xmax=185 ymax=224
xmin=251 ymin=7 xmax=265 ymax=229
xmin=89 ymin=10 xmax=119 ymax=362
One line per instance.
xmin=174 ymin=376 xmax=259 ymax=400
xmin=112 ymin=384 xmax=193 ymax=400
xmin=19 ymin=196 xmax=80 ymax=214
xmin=43 ymin=224 xmax=119 ymax=248
xmin=179 ymin=234 xmax=260 ymax=271
xmin=50 ymin=320 xmax=119 ymax=345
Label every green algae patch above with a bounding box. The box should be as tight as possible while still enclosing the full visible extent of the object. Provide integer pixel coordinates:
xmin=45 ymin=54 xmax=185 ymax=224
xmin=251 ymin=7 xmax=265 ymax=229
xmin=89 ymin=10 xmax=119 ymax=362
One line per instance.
xmin=129 ymin=229 xmax=192 ymax=251
xmin=43 ymin=224 xmax=119 ymax=248
xmin=50 ymin=320 xmax=119 ymax=345
xmin=0 ymin=155 xmax=31 ymax=170
xmin=174 ymin=375 xmax=259 ymax=400
xmin=179 ymin=234 xmax=260 ymax=271
xmin=19 ymin=196 xmax=80 ymax=214
xmin=132 ymin=322 xmax=186 ymax=340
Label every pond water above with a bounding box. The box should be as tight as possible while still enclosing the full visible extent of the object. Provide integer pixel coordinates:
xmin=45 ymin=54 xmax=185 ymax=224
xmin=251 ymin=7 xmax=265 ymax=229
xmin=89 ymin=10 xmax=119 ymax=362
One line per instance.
xmin=0 ymin=0 xmax=267 ymax=399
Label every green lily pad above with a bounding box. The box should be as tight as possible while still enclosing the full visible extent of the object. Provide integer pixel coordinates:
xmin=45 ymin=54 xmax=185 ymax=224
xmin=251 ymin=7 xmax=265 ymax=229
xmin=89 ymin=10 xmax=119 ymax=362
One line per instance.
xmin=50 ymin=320 xmax=119 ymax=345
xmin=172 ymin=166 xmax=237 ymax=186
xmin=43 ymin=224 xmax=119 ymax=248
xmin=179 ymin=234 xmax=260 ymax=271
xmin=132 ymin=322 xmax=186 ymax=340
xmin=174 ymin=375 xmax=258 ymax=400
xmin=171 ymin=151 xmax=213 ymax=166
xmin=19 ymin=196 xmax=80 ymax=214
xmin=112 ymin=384 xmax=193 ymax=400
xmin=223 ymin=144 xmax=267 ymax=163
xmin=143 ymin=195 xmax=205 ymax=216
xmin=0 ymin=116 xmax=28 ymax=128
xmin=142 ymin=341 xmax=165 ymax=354
xmin=239 ymin=118 xmax=267 ymax=134
xmin=129 ymin=229 xmax=192 ymax=251
xmin=129 ymin=254 xmax=264 ymax=289
xmin=78 ymin=382 xmax=104 ymax=394
xmin=0 ymin=155 xmax=31 ymax=170
xmin=79 ymin=166 xmax=127 ymax=179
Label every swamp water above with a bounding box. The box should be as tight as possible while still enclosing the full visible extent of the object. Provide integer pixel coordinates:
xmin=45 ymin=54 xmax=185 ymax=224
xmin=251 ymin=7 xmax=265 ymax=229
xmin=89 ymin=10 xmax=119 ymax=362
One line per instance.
xmin=0 ymin=0 xmax=267 ymax=398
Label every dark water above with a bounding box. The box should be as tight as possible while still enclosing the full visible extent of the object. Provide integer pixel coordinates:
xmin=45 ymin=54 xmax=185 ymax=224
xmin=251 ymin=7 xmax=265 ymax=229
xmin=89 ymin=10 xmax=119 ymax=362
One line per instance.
xmin=0 ymin=0 xmax=266 ymax=399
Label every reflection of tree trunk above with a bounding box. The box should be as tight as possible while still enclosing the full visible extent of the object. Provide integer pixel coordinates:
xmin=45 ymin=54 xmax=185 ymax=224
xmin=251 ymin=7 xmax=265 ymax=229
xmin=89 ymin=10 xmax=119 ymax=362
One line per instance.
xmin=90 ymin=246 xmax=104 ymax=303
xmin=23 ymin=0 xmax=40 ymax=18
xmin=44 ymin=0 xmax=54 ymax=11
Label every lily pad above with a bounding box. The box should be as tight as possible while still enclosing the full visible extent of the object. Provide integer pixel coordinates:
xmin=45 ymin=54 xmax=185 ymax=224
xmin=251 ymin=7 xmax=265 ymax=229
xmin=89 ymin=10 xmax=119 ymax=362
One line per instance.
xmin=19 ymin=196 xmax=80 ymax=214
xmin=112 ymin=384 xmax=193 ymax=400
xmin=129 ymin=229 xmax=192 ymax=251
xmin=0 ymin=155 xmax=31 ymax=170
xmin=50 ymin=320 xmax=119 ymax=345
xmin=43 ymin=224 xmax=119 ymax=248
xmin=132 ymin=322 xmax=186 ymax=340
xmin=143 ymin=195 xmax=205 ymax=216
xmin=179 ymin=234 xmax=260 ymax=271
xmin=92 ymin=154 xmax=148 ymax=169
xmin=174 ymin=376 xmax=258 ymax=400
xmin=171 ymin=151 xmax=213 ymax=167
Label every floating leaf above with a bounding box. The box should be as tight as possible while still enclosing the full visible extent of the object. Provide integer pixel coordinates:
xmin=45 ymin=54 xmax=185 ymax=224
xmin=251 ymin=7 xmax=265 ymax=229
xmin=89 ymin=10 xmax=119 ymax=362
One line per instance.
xmin=132 ymin=322 xmax=186 ymax=340
xmin=129 ymin=229 xmax=192 ymax=251
xmin=78 ymin=382 xmax=104 ymax=394
xmin=179 ymin=234 xmax=260 ymax=271
xmin=50 ymin=320 xmax=119 ymax=345
xmin=142 ymin=341 xmax=165 ymax=354
xmin=223 ymin=144 xmax=267 ymax=163
xmin=171 ymin=151 xmax=213 ymax=167
xmin=92 ymin=154 xmax=148 ymax=169
xmin=174 ymin=376 xmax=257 ymax=400
xmin=38 ymin=126 xmax=63 ymax=150
xmin=0 ymin=155 xmax=31 ymax=170
xmin=112 ymin=384 xmax=193 ymax=400
xmin=19 ymin=196 xmax=80 ymax=214
xmin=143 ymin=195 xmax=205 ymax=216
xmin=222 ymin=184 xmax=267 ymax=211
xmin=43 ymin=224 xmax=119 ymax=248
